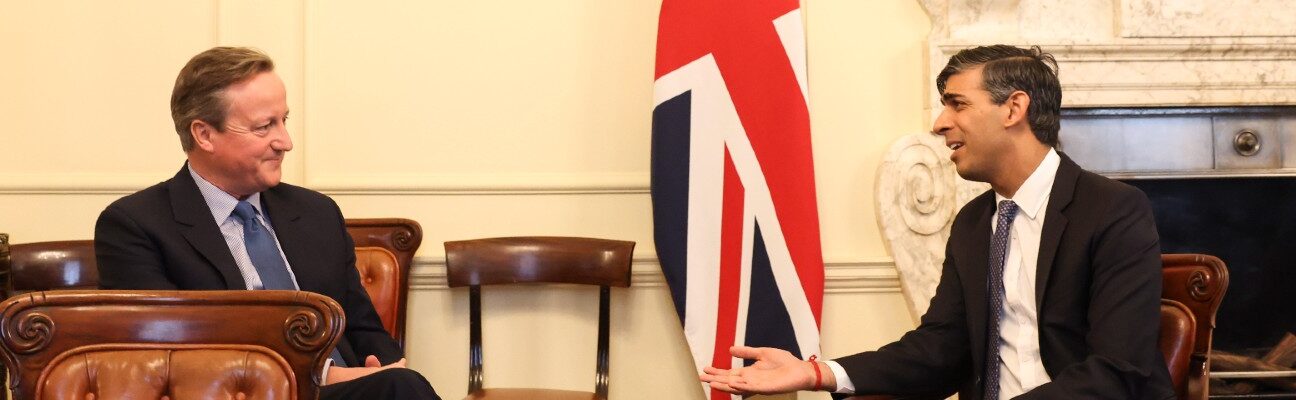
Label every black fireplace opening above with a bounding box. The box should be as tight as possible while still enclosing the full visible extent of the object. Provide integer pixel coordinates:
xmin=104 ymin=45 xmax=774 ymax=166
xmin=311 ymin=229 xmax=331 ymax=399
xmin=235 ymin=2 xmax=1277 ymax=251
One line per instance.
xmin=1127 ymin=177 xmax=1296 ymax=354
xmin=1127 ymin=177 xmax=1296 ymax=397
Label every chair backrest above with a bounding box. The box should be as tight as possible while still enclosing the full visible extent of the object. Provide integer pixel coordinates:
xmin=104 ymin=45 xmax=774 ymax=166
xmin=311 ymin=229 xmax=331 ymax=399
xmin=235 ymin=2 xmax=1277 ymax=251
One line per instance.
xmin=1161 ymin=254 xmax=1229 ymax=400
xmin=0 ymin=290 xmax=343 ymax=400
xmin=0 ymin=218 xmax=421 ymax=344
xmin=344 ymin=218 xmax=422 ymax=346
xmin=444 ymin=236 xmax=635 ymax=399
xmin=1160 ymin=299 xmax=1197 ymax=399
xmin=3 ymin=240 xmax=97 ymax=297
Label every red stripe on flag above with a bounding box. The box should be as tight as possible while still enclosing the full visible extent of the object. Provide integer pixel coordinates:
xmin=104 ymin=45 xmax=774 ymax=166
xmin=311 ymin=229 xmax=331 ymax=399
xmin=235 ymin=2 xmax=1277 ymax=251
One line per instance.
xmin=710 ymin=147 xmax=745 ymax=400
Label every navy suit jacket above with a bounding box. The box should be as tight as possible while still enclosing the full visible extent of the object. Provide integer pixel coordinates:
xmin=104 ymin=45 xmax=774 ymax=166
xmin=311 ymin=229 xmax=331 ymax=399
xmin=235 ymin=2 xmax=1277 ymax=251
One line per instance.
xmin=835 ymin=154 xmax=1175 ymax=400
xmin=95 ymin=165 xmax=401 ymax=366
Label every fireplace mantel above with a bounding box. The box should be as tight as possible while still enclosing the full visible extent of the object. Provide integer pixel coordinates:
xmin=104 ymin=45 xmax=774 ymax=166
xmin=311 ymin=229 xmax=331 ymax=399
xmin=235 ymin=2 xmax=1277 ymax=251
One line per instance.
xmin=920 ymin=0 xmax=1296 ymax=110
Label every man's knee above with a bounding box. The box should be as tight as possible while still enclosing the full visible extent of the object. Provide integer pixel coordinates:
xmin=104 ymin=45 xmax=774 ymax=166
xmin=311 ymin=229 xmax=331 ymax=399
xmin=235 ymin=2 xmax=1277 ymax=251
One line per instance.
xmin=368 ymin=368 xmax=439 ymax=399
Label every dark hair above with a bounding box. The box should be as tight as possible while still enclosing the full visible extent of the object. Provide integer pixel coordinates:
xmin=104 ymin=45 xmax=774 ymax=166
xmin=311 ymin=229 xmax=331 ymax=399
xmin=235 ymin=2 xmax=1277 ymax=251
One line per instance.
xmin=170 ymin=47 xmax=275 ymax=151
xmin=936 ymin=45 xmax=1061 ymax=147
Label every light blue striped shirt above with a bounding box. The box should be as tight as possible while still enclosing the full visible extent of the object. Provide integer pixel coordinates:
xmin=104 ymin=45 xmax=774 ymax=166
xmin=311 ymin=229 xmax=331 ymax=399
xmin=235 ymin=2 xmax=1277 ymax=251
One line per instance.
xmin=188 ymin=165 xmax=301 ymax=290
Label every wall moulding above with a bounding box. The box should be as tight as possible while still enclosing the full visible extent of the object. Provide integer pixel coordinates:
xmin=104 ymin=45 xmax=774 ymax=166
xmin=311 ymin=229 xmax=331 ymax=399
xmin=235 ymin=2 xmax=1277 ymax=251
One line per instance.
xmin=0 ymin=174 xmax=163 ymax=195
xmin=409 ymin=256 xmax=900 ymax=293
xmin=306 ymin=173 xmax=650 ymax=195
xmin=0 ymin=173 xmax=652 ymax=196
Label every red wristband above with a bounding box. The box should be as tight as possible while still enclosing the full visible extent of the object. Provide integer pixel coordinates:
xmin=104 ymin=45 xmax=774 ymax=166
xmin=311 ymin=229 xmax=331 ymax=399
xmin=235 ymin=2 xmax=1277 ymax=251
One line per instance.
xmin=808 ymin=355 xmax=823 ymax=391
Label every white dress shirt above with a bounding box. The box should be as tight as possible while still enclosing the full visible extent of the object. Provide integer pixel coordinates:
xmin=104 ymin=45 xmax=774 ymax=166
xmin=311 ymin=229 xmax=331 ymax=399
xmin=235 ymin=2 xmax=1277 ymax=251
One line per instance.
xmin=827 ymin=149 xmax=1061 ymax=397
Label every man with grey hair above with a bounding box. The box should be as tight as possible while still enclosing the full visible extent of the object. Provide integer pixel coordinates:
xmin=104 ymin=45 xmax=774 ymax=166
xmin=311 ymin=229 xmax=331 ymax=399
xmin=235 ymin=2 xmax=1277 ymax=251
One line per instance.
xmin=95 ymin=46 xmax=440 ymax=400
xmin=701 ymin=45 xmax=1175 ymax=399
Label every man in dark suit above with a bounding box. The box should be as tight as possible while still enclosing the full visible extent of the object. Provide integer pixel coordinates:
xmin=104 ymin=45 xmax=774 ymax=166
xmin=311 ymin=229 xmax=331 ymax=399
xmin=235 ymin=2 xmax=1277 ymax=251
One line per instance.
xmin=700 ymin=45 xmax=1175 ymax=399
xmin=94 ymin=47 xmax=440 ymax=400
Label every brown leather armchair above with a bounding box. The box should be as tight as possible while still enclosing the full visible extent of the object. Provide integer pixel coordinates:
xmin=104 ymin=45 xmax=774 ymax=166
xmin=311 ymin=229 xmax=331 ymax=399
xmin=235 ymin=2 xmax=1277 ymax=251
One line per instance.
xmin=444 ymin=236 xmax=635 ymax=400
xmin=2 ymin=239 xmax=98 ymax=297
xmin=0 ymin=217 xmax=422 ymax=344
xmin=1160 ymin=254 xmax=1228 ymax=400
xmin=0 ymin=290 xmax=343 ymax=400
xmin=345 ymin=218 xmax=422 ymax=346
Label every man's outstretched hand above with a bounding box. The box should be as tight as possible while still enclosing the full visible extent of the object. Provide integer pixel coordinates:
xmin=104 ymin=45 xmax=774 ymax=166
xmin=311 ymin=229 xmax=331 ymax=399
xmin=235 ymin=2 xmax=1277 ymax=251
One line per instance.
xmin=699 ymin=346 xmax=832 ymax=395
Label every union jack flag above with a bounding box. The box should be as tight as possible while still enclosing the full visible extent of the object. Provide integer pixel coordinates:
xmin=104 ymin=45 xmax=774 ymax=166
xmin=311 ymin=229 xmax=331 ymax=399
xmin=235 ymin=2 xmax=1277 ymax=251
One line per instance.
xmin=651 ymin=1 xmax=824 ymax=398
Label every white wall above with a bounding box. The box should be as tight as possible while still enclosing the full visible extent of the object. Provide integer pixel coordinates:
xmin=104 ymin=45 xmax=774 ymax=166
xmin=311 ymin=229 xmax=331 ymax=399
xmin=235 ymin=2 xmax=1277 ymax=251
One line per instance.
xmin=0 ymin=1 xmax=932 ymax=398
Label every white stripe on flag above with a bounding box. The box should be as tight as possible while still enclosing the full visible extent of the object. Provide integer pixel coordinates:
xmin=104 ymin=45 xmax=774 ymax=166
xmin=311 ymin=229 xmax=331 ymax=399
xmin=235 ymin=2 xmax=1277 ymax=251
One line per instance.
xmin=655 ymin=54 xmax=741 ymax=374
xmin=773 ymin=9 xmax=809 ymax=106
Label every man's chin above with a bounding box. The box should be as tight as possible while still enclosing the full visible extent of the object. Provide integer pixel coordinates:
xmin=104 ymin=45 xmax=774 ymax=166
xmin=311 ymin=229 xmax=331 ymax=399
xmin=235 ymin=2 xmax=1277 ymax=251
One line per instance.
xmin=256 ymin=173 xmax=283 ymax=190
xmin=953 ymin=166 xmax=989 ymax=183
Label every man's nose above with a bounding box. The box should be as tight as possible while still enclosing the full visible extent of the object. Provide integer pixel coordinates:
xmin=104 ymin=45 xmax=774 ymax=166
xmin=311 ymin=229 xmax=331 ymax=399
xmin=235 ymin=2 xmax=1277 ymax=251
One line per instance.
xmin=272 ymin=125 xmax=293 ymax=151
xmin=931 ymin=109 xmax=953 ymax=136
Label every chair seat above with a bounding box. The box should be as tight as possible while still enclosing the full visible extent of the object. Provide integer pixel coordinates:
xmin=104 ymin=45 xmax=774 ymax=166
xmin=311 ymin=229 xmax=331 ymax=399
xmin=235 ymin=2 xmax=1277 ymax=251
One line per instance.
xmin=465 ymin=388 xmax=600 ymax=400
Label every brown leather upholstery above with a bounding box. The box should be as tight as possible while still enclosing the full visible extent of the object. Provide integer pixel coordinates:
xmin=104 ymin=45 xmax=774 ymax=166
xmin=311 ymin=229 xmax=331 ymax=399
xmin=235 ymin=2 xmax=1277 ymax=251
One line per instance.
xmin=345 ymin=218 xmax=422 ymax=346
xmin=1160 ymin=254 xmax=1228 ymax=400
xmin=445 ymin=237 xmax=635 ymax=400
xmin=356 ymin=246 xmax=402 ymax=338
xmin=0 ymin=217 xmax=421 ymax=345
xmin=41 ymin=346 xmax=292 ymax=399
xmin=1160 ymin=299 xmax=1197 ymax=398
xmin=0 ymin=290 xmax=343 ymax=400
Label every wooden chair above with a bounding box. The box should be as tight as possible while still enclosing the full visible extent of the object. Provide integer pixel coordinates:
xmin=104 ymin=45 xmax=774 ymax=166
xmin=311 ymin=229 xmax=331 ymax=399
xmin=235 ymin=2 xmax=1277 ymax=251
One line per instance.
xmin=0 ymin=290 xmax=343 ymax=400
xmin=0 ymin=218 xmax=422 ymax=344
xmin=444 ymin=236 xmax=635 ymax=400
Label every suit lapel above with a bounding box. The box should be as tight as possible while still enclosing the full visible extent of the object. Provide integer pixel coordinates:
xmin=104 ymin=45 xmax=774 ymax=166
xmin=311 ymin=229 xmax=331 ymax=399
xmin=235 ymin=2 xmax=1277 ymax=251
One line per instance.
xmin=1035 ymin=153 xmax=1079 ymax=309
xmin=965 ymin=196 xmax=994 ymax=370
xmin=168 ymin=165 xmax=247 ymax=289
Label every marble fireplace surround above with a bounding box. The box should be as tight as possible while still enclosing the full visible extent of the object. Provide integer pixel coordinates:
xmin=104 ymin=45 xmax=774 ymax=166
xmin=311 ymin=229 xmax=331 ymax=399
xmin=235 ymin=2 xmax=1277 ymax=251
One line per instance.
xmin=881 ymin=0 xmax=1296 ymax=318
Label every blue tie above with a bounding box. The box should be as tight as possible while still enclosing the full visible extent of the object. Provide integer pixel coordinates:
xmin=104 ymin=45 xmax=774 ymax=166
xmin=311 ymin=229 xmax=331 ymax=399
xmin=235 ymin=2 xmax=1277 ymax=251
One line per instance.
xmin=231 ymin=202 xmax=349 ymax=367
xmin=231 ymin=201 xmax=296 ymax=290
xmin=984 ymin=200 xmax=1019 ymax=400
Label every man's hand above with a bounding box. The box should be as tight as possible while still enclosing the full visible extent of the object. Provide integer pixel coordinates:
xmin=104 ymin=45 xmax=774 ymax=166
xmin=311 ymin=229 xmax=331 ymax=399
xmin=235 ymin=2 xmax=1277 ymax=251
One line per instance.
xmin=326 ymin=355 xmax=408 ymax=385
xmin=699 ymin=346 xmax=829 ymax=395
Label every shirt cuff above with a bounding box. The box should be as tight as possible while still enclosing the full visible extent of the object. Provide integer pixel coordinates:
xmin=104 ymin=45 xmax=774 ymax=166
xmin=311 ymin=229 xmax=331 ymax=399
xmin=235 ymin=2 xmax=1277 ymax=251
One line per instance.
xmin=824 ymin=360 xmax=855 ymax=393
xmin=320 ymin=358 xmax=336 ymax=384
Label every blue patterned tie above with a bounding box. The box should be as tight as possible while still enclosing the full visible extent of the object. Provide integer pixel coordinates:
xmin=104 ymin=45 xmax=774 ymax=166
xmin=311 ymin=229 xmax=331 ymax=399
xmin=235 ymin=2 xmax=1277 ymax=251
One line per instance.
xmin=984 ymin=200 xmax=1019 ymax=400
xmin=231 ymin=201 xmax=296 ymax=290
xmin=231 ymin=202 xmax=350 ymax=367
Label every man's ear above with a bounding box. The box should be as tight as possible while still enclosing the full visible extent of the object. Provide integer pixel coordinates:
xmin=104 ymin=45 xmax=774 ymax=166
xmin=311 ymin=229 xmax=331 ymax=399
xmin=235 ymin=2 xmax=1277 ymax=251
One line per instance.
xmin=190 ymin=120 xmax=217 ymax=152
xmin=1003 ymin=90 xmax=1031 ymax=129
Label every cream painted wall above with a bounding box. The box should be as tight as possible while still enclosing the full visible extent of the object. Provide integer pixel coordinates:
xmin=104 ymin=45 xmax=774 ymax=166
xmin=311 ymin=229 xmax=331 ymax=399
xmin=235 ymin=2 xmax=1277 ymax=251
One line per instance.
xmin=0 ymin=1 xmax=931 ymax=399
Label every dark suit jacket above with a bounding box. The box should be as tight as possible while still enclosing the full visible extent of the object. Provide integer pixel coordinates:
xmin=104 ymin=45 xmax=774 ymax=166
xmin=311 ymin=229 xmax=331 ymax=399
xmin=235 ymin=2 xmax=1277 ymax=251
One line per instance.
xmin=94 ymin=165 xmax=401 ymax=366
xmin=836 ymin=154 xmax=1175 ymax=400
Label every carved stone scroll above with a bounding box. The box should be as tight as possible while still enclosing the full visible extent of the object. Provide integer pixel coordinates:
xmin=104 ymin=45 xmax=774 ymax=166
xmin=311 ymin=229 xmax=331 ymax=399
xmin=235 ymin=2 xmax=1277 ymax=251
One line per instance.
xmin=877 ymin=132 xmax=989 ymax=318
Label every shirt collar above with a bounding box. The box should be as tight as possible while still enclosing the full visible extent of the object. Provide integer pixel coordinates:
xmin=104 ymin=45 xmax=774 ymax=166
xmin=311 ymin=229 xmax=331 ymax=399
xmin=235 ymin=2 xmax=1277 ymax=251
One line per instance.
xmin=995 ymin=148 xmax=1060 ymax=220
xmin=187 ymin=164 xmax=264 ymax=223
